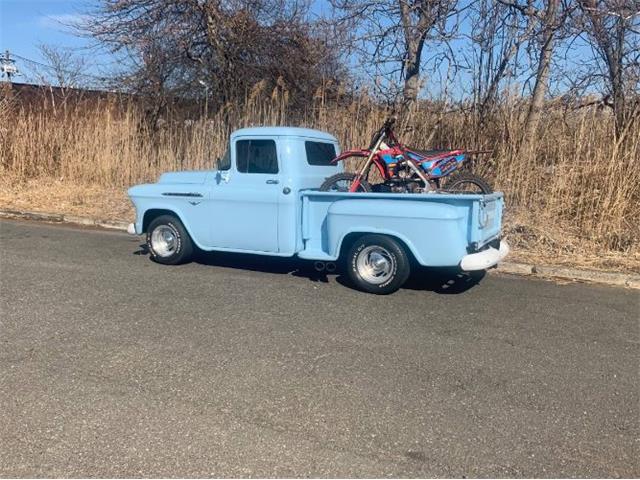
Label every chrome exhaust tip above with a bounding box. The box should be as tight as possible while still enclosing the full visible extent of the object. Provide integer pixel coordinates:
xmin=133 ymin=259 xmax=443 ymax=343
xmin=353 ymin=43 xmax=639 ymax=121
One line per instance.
xmin=314 ymin=261 xmax=326 ymax=272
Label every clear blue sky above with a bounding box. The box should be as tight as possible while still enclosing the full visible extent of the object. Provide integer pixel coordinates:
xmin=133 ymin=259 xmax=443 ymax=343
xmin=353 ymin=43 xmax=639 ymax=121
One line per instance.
xmin=1 ymin=0 xmax=98 ymax=68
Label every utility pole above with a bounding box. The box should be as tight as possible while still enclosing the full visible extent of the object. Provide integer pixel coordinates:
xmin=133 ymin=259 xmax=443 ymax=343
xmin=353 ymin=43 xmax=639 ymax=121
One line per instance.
xmin=1 ymin=50 xmax=19 ymax=82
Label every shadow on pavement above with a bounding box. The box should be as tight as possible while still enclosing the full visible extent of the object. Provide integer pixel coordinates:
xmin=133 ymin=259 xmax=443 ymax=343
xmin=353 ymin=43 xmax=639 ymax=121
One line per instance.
xmin=333 ymin=266 xmax=484 ymax=294
xmin=194 ymin=249 xmax=331 ymax=283
xmin=134 ymin=244 xmax=484 ymax=294
xmin=405 ymin=267 xmax=485 ymax=294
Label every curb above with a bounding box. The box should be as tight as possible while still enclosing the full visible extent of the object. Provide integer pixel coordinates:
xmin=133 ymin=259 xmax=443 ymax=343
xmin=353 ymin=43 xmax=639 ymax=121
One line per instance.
xmin=496 ymin=262 xmax=639 ymax=289
xmin=0 ymin=209 xmax=129 ymax=231
xmin=1 ymin=208 xmax=639 ymax=290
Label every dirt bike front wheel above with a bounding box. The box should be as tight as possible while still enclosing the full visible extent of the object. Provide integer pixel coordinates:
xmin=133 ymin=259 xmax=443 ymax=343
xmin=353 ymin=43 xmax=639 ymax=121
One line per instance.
xmin=319 ymin=172 xmax=372 ymax=192
xmin=443 ymin=173 xmax=493 ymax=194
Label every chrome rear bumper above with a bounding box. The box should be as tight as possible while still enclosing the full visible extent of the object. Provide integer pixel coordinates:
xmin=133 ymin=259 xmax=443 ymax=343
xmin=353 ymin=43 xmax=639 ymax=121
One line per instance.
xmin=460 ymin=240 xmax=509 ymax=271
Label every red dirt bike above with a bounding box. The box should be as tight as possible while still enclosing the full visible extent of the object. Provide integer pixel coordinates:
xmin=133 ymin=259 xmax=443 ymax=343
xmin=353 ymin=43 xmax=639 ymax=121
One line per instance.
xmin=320 ymin=117 xmax=492 ymax=194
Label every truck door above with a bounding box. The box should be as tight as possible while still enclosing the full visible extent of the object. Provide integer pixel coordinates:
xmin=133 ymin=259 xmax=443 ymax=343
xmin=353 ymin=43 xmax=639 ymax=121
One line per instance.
xmin=208 ymin=138 xmax=280 ymax=252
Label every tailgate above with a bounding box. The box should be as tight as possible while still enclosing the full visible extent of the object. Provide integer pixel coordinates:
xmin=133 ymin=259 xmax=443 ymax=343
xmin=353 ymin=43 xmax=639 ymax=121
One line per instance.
xmin=471 ymin=194 xmax=503 ymax=247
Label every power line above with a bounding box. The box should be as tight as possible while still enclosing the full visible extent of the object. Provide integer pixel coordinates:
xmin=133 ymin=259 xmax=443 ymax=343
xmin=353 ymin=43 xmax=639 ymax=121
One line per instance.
xmin=10 ymin=51 xmax=110 ymax=83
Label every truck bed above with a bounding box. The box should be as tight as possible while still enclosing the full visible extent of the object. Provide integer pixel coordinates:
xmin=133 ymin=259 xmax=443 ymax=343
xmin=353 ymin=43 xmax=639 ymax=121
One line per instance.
xmin=298 ymin=191 xmax=504 ymax=267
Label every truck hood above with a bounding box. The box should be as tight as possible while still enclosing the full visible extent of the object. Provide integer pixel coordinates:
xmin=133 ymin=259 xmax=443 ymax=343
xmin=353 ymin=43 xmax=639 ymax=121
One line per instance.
xmin=158 ymin=171 xmax=209 ymax=184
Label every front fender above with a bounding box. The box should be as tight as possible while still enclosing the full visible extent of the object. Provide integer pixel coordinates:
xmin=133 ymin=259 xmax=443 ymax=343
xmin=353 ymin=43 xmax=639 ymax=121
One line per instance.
xmin=331 ymin=149 xmax=370 ymax=164
xmin=129 ymin=189 xmax=209 ymax=250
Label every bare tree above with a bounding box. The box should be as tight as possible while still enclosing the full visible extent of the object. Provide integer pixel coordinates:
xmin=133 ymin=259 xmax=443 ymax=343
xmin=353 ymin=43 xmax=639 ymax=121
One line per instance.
xmin=328 ymin=0 xmax=459 ymax=114
xmin=79 ymin=0 xmax=345 ymax=112
xmin=399 ymin=0 xmax=457 ymax=110
xmin=522 ymin=0 xmax=561 ymax=139
xmin=22 ymin=44 xmax=91 ymax=113
xmin=466 ymin=0 xmax=534 ymax=122
xmin=574 ymin=0 xmax=640 ymax=137
xmin=37 ymin=44 xmax=88 ymax=89
xmin=495 ymin=0 xmax=574 ymax=141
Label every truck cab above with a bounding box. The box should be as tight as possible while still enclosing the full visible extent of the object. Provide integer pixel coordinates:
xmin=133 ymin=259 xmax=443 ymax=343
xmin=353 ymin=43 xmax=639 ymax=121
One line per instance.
xmin=129 ymin=127 xmax=341 ymax=255
xmin=207 ymin=127 xmax=341 ymax=254
xmin=128 ymin=126 xmax=509 ymax=294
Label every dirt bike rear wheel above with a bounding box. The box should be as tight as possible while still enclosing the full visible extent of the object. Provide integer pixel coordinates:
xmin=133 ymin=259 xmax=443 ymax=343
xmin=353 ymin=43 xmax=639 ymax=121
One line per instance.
xmin=320 ymin=173 xmax=372 ymax=192
xmin=443 ymin=173 xmax=492 ymax=194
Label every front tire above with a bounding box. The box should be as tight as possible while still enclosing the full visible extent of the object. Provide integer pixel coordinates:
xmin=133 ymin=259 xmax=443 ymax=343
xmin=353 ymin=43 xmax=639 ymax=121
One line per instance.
xmin=346 ymin=234 xmax=411 ymax=294
xmin=320 ymin=172 xmax=372 ymax=192
xmin=146 ymin=214 xmax=194 ymax=265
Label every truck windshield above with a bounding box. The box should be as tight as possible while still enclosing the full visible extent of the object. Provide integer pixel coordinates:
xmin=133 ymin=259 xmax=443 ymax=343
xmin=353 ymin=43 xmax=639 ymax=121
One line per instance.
xmin=305 ymin=141 xmax=337 ymax=166
xmin=218 ymin=148 xmax=231 ymax=170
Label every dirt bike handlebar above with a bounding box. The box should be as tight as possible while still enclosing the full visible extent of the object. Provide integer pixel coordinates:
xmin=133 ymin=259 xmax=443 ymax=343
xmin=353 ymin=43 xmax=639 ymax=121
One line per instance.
xmin=368 ymin=116 xmax=398 ymax=149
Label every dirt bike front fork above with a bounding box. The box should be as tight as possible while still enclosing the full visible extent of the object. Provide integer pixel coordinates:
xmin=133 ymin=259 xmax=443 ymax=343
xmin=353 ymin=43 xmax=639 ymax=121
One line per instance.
xmin=350 ymin=134 xmax=388 ymax=192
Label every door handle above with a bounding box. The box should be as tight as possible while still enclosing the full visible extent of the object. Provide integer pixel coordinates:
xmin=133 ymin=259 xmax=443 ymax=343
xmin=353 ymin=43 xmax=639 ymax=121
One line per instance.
xmin=266 ymin=179 xmax=279 ymax=184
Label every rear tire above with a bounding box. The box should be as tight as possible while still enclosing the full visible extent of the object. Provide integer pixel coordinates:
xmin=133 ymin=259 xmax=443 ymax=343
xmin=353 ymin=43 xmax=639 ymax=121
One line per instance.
xmin=345 ymin=234 xmax=410 ymax=294
xmin=320 ymin=172 xmax=372 ymax=192
xmin=146 ymin=214 xmax=193 ymax=265
xmin=444 ymin=172 xmax=492 ymax=194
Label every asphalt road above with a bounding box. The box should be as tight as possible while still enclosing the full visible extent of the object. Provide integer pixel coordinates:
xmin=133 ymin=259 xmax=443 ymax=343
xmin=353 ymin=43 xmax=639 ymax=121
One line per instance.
xmin=0 ymin=219 xmax=638 ymax=478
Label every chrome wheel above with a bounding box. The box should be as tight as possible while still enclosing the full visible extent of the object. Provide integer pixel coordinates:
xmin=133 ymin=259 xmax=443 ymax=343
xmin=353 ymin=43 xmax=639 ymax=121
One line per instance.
xmin=355 ymin=245 xmax=395 ymax=284
xmin=150 ymin=224 xmax=178 ymax=258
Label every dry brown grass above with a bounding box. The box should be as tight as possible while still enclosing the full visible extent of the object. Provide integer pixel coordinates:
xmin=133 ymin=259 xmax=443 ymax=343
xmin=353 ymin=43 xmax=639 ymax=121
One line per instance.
xmin=1 ymin=85 xmax=638 ymax=272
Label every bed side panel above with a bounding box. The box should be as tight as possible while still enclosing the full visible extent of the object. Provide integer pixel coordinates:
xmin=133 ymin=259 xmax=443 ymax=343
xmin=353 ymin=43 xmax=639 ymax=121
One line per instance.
xmin=325 ymin=199 xmax=470 ymax=266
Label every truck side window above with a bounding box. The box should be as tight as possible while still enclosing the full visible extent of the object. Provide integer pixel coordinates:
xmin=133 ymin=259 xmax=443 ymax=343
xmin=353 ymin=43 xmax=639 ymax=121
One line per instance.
xmin=305 ymin=141 xmax=337 ymax=166
xmin=236 ymin=139 xmax=278 ymax=174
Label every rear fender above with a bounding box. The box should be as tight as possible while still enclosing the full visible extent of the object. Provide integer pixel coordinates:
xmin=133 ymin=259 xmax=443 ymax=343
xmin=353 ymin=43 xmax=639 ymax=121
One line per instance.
xmin=336 ymin=229 xmax=422 ymax=265
xmin=326 ymin=199 xmax=468 ymax=266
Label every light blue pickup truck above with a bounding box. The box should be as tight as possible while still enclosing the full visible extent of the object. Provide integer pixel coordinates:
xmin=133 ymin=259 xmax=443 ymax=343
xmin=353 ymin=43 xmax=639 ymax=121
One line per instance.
xmin=128 ymin=127 xmax=509 ymax=294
